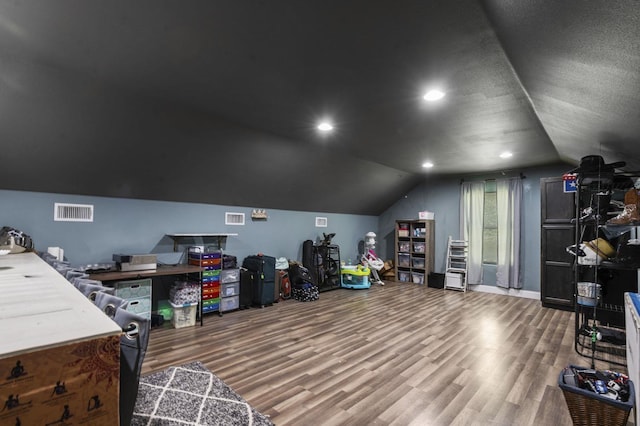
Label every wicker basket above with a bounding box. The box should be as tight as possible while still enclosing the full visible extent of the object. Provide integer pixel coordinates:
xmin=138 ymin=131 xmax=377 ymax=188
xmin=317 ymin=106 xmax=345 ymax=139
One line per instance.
xmin=558 ymin=365 xmax=634 ymax=426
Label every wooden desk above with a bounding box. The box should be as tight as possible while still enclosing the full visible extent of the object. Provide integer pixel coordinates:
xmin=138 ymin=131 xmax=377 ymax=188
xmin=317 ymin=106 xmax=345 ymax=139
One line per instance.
xmin=88 ymin=264 xmax=203 ymax=282
xmin=88 ymin=264 xmax=205 ymax=326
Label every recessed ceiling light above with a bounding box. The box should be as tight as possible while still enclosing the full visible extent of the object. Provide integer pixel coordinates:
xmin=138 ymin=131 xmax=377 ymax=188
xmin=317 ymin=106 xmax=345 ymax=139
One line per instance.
xmin=422 ymin=161 xmax=434 ymax=168
xmin=317 ymin=121 xmax=334 ymax=132
xmin=499 ymin=151 xmax=513 ymax=159
xmin=423 ymin=89 xmax=445 ymax=102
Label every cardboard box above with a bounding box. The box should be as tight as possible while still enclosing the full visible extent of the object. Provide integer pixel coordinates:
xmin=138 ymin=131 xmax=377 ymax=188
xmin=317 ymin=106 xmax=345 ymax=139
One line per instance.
xmin=418 ymin=211 xmax=434 ymax=220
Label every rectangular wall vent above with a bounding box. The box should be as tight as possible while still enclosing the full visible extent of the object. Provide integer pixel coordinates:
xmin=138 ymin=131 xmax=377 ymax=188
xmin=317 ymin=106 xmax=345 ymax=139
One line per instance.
xmin=225 ymin=212 xmax=245 ymax=225
xmin=315 ymin=217 xmax=328 ymax=227
xmin=54 ymin=203 xmax=94 ymax=222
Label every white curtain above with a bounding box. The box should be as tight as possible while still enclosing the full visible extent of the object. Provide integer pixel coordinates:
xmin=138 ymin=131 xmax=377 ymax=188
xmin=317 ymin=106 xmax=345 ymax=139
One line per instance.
xmin=460 ymin=181 xmax=485 ymax=285
xmin=496 ymin=178 xmax=523 ymax=289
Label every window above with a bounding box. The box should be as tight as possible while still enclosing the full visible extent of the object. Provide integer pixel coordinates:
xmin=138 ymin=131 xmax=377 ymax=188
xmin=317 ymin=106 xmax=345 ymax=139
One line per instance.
xmin=483 ymin=181 xmax=497 ymax=264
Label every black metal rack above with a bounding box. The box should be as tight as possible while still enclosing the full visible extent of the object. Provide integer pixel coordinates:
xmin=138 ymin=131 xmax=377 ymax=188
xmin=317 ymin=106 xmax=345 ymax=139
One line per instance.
xmin=572 ymin=170 xmax=640 ymax=368
xmin=311 ymin=244 xmax=342 ymax=292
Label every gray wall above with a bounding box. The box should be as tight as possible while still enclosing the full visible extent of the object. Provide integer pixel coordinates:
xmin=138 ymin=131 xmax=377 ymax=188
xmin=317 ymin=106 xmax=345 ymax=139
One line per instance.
xmin=378 ymin=176 xmax=460 ymax=273
xmin=2 ymin=161 xmax=571 ymax=292
xmin=378 ymin=163 xmax=572 ymax=292
xmin=0 ymin=190 xmax=377 ymax=267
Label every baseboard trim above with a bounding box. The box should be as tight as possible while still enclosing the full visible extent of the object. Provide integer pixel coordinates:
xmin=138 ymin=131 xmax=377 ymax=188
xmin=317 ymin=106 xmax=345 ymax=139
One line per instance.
xmin=468 ymin=284 xmax=540 ymax=300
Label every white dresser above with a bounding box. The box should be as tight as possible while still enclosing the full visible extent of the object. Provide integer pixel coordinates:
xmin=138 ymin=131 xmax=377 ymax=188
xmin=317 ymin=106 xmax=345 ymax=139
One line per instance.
xmin=625 ymin=291 xmax=640 ymax=426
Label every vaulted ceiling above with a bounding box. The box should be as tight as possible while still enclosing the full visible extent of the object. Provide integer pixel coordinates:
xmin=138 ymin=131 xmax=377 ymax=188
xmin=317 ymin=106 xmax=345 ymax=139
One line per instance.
xmin=1 ymin=1 xmax=638 ymax=214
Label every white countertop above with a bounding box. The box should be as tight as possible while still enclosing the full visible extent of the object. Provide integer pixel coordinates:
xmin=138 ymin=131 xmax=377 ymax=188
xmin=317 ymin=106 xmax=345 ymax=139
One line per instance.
xmin=0 ymin=252 xmax=122 ymax=358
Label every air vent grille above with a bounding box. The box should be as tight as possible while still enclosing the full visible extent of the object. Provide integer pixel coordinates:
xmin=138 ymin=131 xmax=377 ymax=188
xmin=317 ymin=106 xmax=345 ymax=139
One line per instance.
xmin=225 ymin=212 xmax=245 ymax=225
xmin=54 ymin=203 xmax=94 ymax=222
xmin=315 ymin=217 xmax=328 ymax=227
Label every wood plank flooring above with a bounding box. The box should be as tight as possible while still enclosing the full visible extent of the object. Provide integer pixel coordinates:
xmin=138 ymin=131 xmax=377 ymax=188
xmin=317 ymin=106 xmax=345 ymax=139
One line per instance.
xmin=141 ymin=282 xmax=629 ymax=425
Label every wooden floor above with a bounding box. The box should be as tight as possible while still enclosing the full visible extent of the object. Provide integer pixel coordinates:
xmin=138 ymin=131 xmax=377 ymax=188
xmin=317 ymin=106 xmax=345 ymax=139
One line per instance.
xmin=141 ymin=282 xmax=629 ymax=425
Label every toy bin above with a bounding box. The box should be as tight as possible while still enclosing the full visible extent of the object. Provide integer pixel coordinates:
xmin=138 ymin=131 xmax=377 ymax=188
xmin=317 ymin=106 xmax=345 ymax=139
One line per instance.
xmin=413 ymin=242 xmax=426 ymax=253
xmin=341 ymin=267 xmax=371 ymax=289
xmin=398 ymin=271 xmax=411 ymax=282
xmin=558 ymin=365 xmax=634 ymax=426
xmin=170 ymin=302 xmax=198 ymax=328
xmin=398 ymin=253 xmax=411 ymax=267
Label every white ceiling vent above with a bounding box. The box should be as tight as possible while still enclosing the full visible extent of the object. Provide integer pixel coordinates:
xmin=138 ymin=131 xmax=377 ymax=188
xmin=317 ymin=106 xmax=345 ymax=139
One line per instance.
xmin=54 ymin=203 xmax=94 ymax=222
xmin=315 ymin=217 xmax=328 ymax=227
xmin=225 ymin=212 xmax=245 ymax=226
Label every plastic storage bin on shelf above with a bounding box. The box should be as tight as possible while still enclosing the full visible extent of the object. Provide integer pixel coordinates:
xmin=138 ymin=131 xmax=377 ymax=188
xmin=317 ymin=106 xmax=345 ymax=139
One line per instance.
xmin=398 ymin=253 xmax=411 ymax=267
xmin=220 ymin=269 xmax=240 ymax=284
xmin=398 ymin=271 xmax=410 ymax=282
xmin=221 ymin=281 xmax=240 ymax=298
xmin=170 ymin=301 xmax=198 ymax=328
xmin=398 ymin=223 xmax=410 ymax=237
xmin=220 ymin=295 xmax=240 ymax=312
xmin=413 ymin=242 xmax=426 ymax=253
xmin=398 ymin=241 xmax=410 ymax=252
xmin=412 ymin=272 xmax=424 ymax=284
xmin=411 ymin=257 xmax=425 ymax=269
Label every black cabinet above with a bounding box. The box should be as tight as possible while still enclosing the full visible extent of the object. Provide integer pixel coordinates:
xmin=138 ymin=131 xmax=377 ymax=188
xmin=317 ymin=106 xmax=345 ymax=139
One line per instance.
xmin=540 ymin=177 xmax=576 ymax=310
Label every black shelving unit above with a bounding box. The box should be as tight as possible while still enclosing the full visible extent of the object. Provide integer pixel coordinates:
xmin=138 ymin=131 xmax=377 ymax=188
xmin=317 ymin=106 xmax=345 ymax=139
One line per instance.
xmin=572 ymin=171 xmax=640 ymax=368
xmin=311 ymin=244 xmax=342 ymax=292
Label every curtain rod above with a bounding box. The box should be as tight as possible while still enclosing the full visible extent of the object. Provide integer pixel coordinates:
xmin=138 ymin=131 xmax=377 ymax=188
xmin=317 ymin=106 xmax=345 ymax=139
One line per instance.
xmin=460 ymin=172 xmax=526 ymax=184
